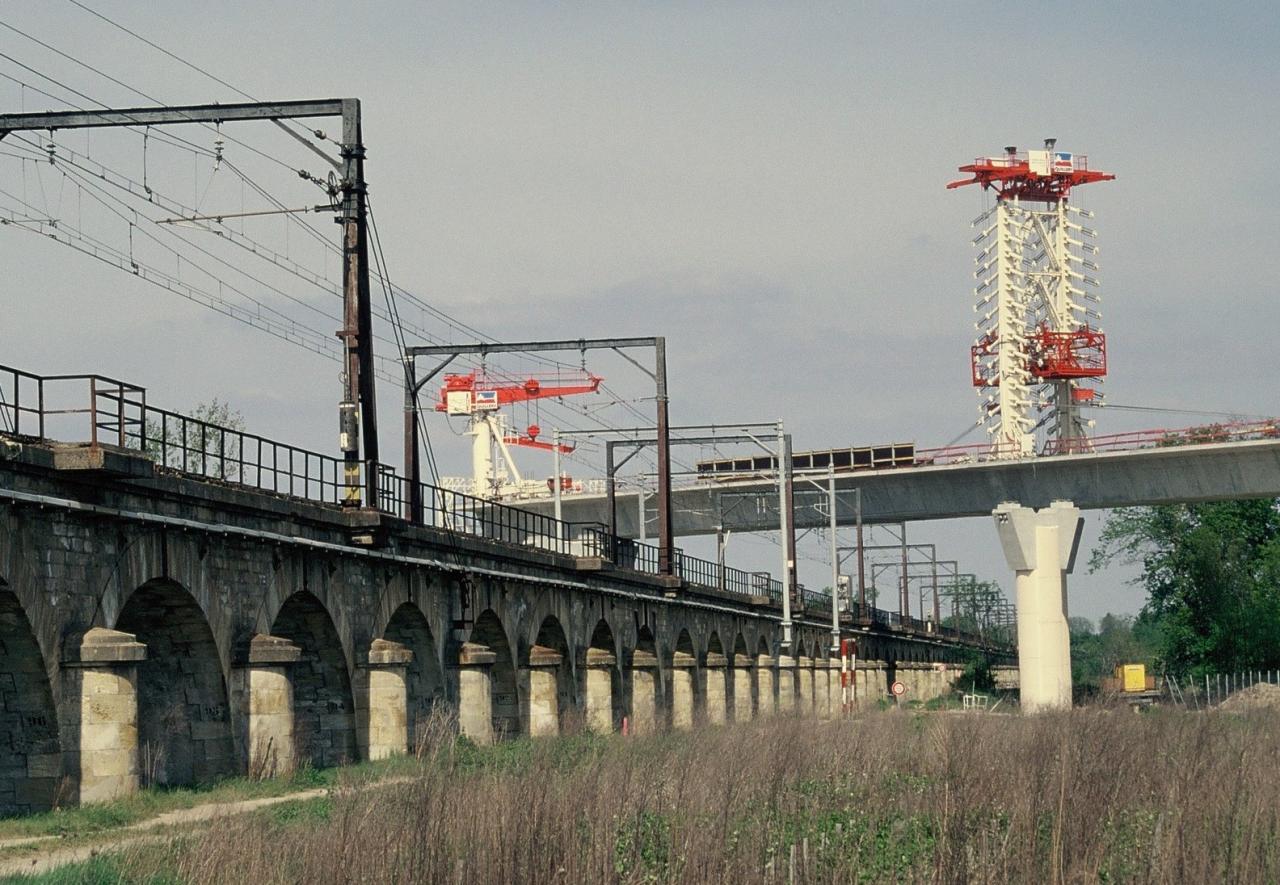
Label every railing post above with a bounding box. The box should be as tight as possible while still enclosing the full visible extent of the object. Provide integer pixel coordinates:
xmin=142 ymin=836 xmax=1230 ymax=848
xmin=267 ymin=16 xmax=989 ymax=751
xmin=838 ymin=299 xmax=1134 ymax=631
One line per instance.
xmin=89 ymin=377 xmax=99 ymax=449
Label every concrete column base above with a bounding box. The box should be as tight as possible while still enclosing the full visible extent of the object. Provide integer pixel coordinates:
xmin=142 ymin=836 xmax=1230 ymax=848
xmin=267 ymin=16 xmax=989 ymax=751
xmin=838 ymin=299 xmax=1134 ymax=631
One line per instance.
xmin=61 ymin=628 xmax=147 ymax=805
xmin=364 ymin=639 xmax=413 ymax=761
xmin=584 ymin=647 xmax=616 ymax=733
xmin=457 ymin=643 xmax=496 ymax=746
xmin=703 ymin=653 xmax=727 ymax=725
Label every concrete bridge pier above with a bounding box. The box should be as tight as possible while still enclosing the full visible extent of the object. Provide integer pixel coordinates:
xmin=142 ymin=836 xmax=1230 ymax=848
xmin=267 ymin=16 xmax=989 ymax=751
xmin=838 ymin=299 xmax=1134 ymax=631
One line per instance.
xmin=231 ymin=634 xmax=301 ymax=779
xmin=731 ymin=654 xmax=754 ymax=721
xmin=457 ymin=643 xmax=497 ymax=745
xmin=583 ymin=648 xmax=616 ymax=733
xmin=703 ymin=651 xmax=728 ymax=725
xmin=755 ymin=654 xmax=776 ymax=716
xmin=62 ymin=628 xmax=146 ymax=804
xmin=670 ymin=652 xmax=697 ymax=730
xmin=994 ymin=500 xmax=1084 ymax=713
xmin=629 ymin=650 xmax=660 ymax=735
xmin=362 ymin=639 xmax=413 ymax=760
xmin=523 ymin=645 xmax=563 ymax=737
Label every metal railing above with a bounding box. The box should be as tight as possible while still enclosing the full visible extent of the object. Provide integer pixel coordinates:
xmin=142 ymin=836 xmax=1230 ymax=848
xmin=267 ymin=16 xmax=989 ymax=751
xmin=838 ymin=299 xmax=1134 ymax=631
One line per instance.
xmin=0 ymin=363 xmax=1008 ymax=647
xmin=672 ymin=552 xmax=783 ymax=602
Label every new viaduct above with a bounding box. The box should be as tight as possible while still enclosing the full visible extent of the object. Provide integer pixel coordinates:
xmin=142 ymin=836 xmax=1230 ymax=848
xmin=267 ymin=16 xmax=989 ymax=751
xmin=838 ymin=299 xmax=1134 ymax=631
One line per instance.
xmin=0 ymin=435 xmax=995 ymax=816
xmin=523 ymin=438 xmax=1280 ymax=535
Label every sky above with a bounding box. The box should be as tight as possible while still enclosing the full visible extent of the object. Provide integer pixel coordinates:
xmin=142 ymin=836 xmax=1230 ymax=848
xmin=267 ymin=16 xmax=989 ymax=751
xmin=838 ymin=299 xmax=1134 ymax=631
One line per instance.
xmin=2 ymin=2 xmax=1278 ymax=623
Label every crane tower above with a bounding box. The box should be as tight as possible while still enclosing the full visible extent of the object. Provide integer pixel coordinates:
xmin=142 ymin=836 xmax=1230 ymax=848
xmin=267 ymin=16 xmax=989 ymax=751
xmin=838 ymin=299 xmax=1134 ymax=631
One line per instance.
xmin=435 ymin=370 xmax=602 ymax=500
xmin=949 ymin=141 xmax=1114 ymax=457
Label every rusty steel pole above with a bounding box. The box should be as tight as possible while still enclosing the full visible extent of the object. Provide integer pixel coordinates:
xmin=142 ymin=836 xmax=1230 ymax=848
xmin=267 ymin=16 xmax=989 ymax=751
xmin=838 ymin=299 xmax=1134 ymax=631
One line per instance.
xmin=654 ymin=337 xmax=675 ymax=577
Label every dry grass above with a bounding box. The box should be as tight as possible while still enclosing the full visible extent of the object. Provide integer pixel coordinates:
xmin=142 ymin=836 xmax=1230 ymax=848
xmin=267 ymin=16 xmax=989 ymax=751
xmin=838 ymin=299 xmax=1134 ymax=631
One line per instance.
xmin=70 ymin=708 xmax=1280 ymax=883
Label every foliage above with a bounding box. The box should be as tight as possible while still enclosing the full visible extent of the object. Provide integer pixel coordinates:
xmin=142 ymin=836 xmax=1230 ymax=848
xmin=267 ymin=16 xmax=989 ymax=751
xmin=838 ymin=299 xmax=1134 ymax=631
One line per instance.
xmin=1068 ymin=613 xmax=1159 ymax=689
xmin=954 ymin=648 xmax=997 ymax=694
xmin=142 ymin=398 xmax=246 ymax=480
xmin=1091 ymin=498 xmax=1280 ymax=677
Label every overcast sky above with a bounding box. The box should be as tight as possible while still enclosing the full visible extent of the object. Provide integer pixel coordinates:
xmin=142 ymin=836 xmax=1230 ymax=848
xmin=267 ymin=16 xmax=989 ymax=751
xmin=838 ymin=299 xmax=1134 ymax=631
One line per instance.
xmin=3 ymin=2 xmax=1278 ymax=622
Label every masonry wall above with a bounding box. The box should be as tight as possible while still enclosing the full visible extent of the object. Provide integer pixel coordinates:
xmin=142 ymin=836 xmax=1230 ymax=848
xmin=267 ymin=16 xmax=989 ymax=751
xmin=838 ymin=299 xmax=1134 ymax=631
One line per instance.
xmin=0 ymin=439 xmax=997 ymax=810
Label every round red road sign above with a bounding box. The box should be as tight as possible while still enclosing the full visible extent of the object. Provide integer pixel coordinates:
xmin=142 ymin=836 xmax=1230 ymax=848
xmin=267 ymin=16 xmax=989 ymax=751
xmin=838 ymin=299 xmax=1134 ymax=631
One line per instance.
xmin=891 ymin=681 xmax=906 ymax=697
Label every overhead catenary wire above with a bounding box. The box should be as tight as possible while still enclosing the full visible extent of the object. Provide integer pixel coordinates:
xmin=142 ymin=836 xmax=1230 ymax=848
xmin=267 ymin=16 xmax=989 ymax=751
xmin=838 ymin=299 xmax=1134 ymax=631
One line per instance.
xmin=1 ymin=37 xmax=678 ymax=477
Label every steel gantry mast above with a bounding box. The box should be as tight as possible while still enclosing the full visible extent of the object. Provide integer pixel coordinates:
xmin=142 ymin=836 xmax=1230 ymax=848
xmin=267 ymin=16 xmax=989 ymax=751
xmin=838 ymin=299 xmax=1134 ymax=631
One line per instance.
xmin=0 ymin=99 xmax=380 ymax=505
xmin=950 ymin=140 xmax=1114 ymax=458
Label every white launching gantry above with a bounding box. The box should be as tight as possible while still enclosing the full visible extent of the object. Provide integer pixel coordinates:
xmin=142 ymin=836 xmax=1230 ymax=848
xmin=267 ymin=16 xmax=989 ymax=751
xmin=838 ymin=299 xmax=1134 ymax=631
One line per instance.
xmin=949 ymin=141 xmax=1115 ymax=458
xmin=435 ymin=370 xmax=602 ymax=500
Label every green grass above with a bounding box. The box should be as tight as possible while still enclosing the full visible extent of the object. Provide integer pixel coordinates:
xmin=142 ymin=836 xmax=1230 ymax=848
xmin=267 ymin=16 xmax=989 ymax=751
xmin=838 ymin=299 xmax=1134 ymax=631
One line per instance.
xmin=0 ymin=853 xmax=179 ymax=884
xmin=0 ymin=752 xmax=425 ymax=843
xmin=0 ymin=733 xmax=614 ymax=846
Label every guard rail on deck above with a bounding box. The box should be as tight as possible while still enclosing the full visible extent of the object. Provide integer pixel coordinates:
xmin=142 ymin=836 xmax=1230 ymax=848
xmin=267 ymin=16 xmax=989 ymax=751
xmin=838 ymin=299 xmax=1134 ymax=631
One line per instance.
xmin=0 ymin=364 xmax=1007 ymax=648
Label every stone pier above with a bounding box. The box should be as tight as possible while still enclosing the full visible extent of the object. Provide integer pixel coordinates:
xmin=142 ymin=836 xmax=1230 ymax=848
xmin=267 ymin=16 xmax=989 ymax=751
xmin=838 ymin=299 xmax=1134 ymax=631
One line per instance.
xmin=363 ymin=639 xmax=413 ymax=760
xmin=731 ymin=654 xmax=754 ymax=722
xmin=630 ymin=650 xmax=660 ymax=735
xmin=62 ymin=628 xmax=146 ymax=804
xmin=756 ymin=654 xmax=776 ymax=716
xmin=230 ymin=634 xmax=300 ymax=780
xmin=777 ymin=656 xmax=796 ymax=712
xmin=797 ymin=658 xmax=814 ymax=715
xmin=584 ymin=647 xmax=616 ymax=733
xmin=704 ymin=652 xmax=728 ymax=725
xmin=457 ymin=642 xmax=496 ymax=746
xmin=524 ymin=645 xmax=563 ymax=737
xmin=670 ymin=651 xmax=696 ymax=730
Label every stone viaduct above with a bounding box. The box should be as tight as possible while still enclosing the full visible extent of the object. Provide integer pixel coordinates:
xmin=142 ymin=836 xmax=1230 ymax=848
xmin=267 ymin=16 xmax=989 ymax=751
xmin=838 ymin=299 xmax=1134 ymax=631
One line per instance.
xmin=0 ymin=435 xmax=993 ymax=816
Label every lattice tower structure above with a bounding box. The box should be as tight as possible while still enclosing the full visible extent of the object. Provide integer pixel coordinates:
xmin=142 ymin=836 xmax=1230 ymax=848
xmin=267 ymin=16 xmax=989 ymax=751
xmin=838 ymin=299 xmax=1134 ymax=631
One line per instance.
xmin=950 ymin=142 xmax=1114 ymax=458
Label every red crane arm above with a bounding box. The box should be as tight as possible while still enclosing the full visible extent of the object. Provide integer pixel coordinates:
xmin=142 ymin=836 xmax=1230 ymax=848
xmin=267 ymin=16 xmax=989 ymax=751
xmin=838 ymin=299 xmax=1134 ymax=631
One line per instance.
xmin=503 ymin=434 xmax=576 ymax=454
xmin=434 ymin=372 xmax=603 ymax=411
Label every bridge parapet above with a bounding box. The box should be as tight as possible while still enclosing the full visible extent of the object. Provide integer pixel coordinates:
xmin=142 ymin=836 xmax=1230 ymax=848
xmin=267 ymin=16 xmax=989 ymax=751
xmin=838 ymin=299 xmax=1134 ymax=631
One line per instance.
xmin=0 ymin=362 xmax=1006 ymax=652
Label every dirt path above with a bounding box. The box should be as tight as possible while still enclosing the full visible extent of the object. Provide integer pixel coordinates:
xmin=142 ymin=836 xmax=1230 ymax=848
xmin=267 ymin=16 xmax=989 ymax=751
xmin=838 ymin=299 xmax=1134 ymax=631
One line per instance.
xmin=0 ymin=788 xmax=328 ymax=878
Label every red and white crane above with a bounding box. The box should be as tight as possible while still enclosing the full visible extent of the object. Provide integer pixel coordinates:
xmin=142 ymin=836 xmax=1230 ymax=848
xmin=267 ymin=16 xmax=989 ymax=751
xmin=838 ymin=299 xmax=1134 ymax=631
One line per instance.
xmin=950 ymin=140 xmax=1114 ymax=457
xmin=434 ymin=370 xmax=603 ymax=499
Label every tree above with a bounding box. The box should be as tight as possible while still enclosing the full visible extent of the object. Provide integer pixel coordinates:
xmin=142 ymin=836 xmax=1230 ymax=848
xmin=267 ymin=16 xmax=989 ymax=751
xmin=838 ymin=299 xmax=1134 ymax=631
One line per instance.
xmin=143 ymin=398 xmax=246 ymax=481
xmin=1090 ymin=499 xmax=1280 ymax=677
xmin=1068 ymin=612 xmax=1158 ymax=689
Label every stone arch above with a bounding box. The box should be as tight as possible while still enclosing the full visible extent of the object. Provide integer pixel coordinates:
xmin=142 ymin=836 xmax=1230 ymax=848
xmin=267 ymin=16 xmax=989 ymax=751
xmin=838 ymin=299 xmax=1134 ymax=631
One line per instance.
xmin=470 ymin=609 xmax=518 ymax=739
xmin=381 ymin=603 xmax=443 ymax=749
xmin=115 ymin=579 xmax=232 ymax=787
xmin=756 ymin=635 xmax=772 ymax=658
xmin=706 ymin=631 xmax=725 ymax=658
xmin=732 ymin=633 xmax=749 ymax=657
xmin=636 ymin=625 xmax=657 ymax=657
xmin=585 ymin=619 xmax=624 ymax=730
xmin=271 ymin=591 xmax=356 ymax=767
xmin=523 ymin=615 xmax=573 ymax=734
xmin=0 ymin=581 xmax=61 ymax=814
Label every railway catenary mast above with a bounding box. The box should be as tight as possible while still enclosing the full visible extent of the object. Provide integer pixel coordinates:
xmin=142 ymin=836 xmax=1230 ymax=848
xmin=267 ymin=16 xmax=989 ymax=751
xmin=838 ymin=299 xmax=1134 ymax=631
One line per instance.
xmin=949 ymin=141 xmax=1114 ymax=458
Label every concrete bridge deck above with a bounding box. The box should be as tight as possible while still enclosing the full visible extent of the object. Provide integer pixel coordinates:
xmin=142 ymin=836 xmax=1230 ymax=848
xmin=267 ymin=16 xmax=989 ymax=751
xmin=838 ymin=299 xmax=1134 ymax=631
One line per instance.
xmin=523 ymin=437 xmax=1280 ymax=535
xmin=0 ymin=433 xmax=999 ymax=815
